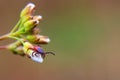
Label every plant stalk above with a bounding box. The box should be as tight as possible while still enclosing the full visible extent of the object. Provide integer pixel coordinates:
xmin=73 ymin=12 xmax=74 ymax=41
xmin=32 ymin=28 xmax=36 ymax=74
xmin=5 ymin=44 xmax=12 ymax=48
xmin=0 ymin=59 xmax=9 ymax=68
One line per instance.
xmin=10 ymin=19 xmax=21 ymax=34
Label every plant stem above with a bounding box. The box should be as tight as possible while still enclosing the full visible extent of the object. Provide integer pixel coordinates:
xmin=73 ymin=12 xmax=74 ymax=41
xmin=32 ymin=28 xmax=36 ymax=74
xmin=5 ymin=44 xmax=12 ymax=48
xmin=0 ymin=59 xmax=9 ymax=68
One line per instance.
xmin=7 ymin=35 xmax=24 ymax=44
xmin=0 ymin=34 xmax=9 ymax=40
xmin=0 ymin=32 xmax=24 ymax=45
xmin=10 ymin=19 xmax=21 ymax=34
xmin=0 ymin=45 xmax=7 ymax=49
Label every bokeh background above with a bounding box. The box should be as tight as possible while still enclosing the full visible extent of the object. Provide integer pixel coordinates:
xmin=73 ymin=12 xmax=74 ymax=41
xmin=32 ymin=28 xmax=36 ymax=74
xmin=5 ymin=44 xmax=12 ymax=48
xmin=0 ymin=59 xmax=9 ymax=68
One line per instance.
xmin=0 ymin=0 xmax=120 ymax=80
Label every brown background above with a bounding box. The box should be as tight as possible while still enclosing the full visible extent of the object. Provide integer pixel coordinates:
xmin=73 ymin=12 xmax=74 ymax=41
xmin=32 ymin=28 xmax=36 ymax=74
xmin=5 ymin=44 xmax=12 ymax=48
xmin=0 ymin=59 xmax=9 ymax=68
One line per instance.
xmin=0 ymin=0 xmax=120 ymax=80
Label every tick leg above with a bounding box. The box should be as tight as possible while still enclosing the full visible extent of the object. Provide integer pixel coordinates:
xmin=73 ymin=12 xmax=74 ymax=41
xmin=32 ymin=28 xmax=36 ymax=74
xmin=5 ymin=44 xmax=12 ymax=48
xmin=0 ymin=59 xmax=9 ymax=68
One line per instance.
xmin=46 ymin=52 xmax=55 ymax=55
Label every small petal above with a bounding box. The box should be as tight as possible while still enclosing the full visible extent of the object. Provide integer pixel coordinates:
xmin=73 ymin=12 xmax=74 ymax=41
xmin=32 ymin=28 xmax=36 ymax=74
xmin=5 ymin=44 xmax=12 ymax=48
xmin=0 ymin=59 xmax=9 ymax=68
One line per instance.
xmin=31 ymin=54 xmax=43 ymax=63
xmin=33 ymin=15 xmax=42 ymax=21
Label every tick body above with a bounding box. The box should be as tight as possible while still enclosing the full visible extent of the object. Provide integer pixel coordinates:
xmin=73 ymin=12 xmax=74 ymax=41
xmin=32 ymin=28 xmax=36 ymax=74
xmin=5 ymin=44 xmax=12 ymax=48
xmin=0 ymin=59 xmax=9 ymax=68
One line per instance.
xmin=33 ymin=46 xmax=45 ymax=58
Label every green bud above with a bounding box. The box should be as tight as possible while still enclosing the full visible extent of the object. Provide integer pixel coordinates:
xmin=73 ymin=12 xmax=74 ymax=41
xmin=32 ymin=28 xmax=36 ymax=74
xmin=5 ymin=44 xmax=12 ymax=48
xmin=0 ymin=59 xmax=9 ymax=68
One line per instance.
xmin=12 ymin=20 xmax=39 ymax=36
xmin=18 ymin=16 xmax=42 ymax=34
xmin=20 ymin=3 xmax=35 ymax=18
xmin=10 ymin=19 xmax=38 ymax=36
xmin=24 ymin=20 xmax=39 ymax=32
xmin=7 ymin=41 xmax=24 ymax=55
xmin=8 ymin=41 xmax=22 ymax=50
xmin=19 ymin=15 xmax=33 ymax=29
xmin=13 ymin=46 xmax=25 ymax=56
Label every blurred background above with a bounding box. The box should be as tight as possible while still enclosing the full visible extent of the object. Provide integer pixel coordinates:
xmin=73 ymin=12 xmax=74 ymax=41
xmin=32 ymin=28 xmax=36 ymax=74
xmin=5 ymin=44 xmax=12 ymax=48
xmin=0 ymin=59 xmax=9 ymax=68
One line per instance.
xmin=0 ymin=0 xmax=120 ymax=80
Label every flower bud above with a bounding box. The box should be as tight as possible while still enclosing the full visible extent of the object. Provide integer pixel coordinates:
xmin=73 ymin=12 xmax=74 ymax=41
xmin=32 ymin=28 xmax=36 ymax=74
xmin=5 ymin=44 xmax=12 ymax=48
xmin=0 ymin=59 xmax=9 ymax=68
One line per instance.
xmin=11 ymin=19 xmax=39 ymax=36
xmin=26 ymin=35 xmax=50 ymax=44
xmin=19 ymin=15 xmax=33 ymax=29
xmin=7 ymin=41 xmax=24 ymax=55
xmin=24 ymin=20 xmax=39 ymax=32
xmin=13 ymin=46 xmax=25 ymax=56
xmin=32 ymin=27 xmax=41 ymax=34
xmin=7 ymin=41 xmax=21 ymax=50
xmin=36 ymin=35 xmax=50 ymax=44
xmin=22 ymin=15 xmax=33 ymax=23
xmin=20 ymin=3 xmax=35 ymax=17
